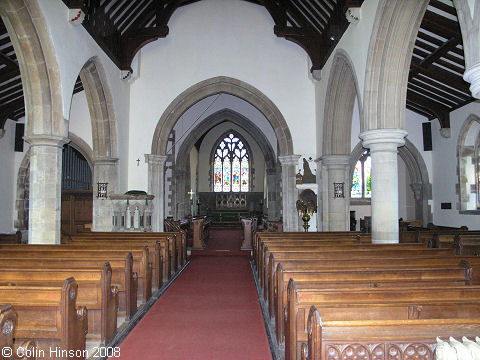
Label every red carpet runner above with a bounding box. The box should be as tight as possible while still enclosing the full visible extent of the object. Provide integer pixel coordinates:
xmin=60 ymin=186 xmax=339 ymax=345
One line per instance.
xmin=115 ymin=244 xmax=272 ymax=359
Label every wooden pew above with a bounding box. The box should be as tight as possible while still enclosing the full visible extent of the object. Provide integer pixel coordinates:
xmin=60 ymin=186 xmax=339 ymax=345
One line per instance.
xmin=0 ymin=247 xmax=151 ymax=302
xmin=0 ymin=278 xmax=88 ymax=360
xmin=59 ymin=239 xmax=165 ymax=290
xmin=0 ymin=304 xmax=36 ymax=360
xmin=0 ymin=264 xmax=118 ymax=345
xmin=0 ymin=255 xmax=137 ymax=321
xmin=0 ymin=231 xmax=22 ymax=244
xmin=192 ymin=217 xmax=210 ymax=249
xmin=272 ymin=262 xmax=472 ymax=344
xmin=259 ymin=242 xmax=425 ymax=284
xmin=286 ymin=281 xmax=480 ymax=360
xmin=68 ymin=231 xmax=186 ymax=278
xmin=261 ymin=246 xmax=454 ymax=294
xmin=304 ymin=309 xmax=480 ymax=360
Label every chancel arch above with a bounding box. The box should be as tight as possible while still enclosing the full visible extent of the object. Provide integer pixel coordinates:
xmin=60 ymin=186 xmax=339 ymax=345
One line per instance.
xmin=172 ymin=109 xmax=280 ymax=221
xmin=148 ymin=77 xmax=298 ymax=231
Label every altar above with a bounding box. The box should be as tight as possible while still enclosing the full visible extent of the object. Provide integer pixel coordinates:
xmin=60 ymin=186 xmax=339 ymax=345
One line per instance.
xmin=197 ymin=192 xmax=263 ymax=223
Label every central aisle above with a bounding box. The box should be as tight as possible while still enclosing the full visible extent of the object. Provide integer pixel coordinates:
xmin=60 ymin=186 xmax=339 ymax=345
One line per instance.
xmin=116 ymin=255 xmax=272 ymax=360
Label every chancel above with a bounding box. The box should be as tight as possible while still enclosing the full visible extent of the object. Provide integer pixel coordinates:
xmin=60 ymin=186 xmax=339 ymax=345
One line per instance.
xmin=1 ymin=0 xmax=480 ymax=359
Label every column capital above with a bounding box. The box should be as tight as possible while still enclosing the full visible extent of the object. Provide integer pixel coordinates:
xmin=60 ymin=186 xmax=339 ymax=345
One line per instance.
xmin=145 ymin=154 xmax=168 ymax=165
xmin=93 ymin=156 xmax=118 ymax=165
xmin=360 ymin=129 xmax=408 ymax=151
xmin=278 ymin=154 xmax=301 ymax=166
xmin=321 ymin=154 xmax=351 ymax=168
xmin=464 ymin=62 xmax=480 ymax=99
xmin=24 ymin=134 xmax=70 ymax=148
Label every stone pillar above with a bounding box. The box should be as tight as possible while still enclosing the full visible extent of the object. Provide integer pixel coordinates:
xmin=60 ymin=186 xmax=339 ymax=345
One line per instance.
xmin=360 ymin=129 xmax=408 ymax=243
xmin=174 ymin=169 xmax=186 ymax=220
xmin=266 ymin=167 xmax=281 ymax=221
xmin=92 ymin=157 xmax=118 ymax=231
xmin=464 ymin=64 xmax=480 ymax=99
xmin=322 ymin=155 xmax=351 ymax=231
xmin=24 ymin=135 xmax=69 ymax=244
xmin=314 ymin=157 xmax=323 ymax=231
xmin=279 ymin=155 xmax=301 ymax=232
xmin=145 ymin=154 xmax=167 ymax=231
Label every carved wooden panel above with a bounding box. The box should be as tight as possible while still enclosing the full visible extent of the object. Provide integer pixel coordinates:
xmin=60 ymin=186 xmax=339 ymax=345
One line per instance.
xmin=324 ymin=342 xmax=435 ymax=360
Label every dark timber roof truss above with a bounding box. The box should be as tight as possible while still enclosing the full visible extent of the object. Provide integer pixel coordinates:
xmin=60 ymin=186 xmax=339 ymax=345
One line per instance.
xmin=408 ymin=0 xmax=475 ymax=129
xmin=0 ymin=0 xmax=475 ymax=130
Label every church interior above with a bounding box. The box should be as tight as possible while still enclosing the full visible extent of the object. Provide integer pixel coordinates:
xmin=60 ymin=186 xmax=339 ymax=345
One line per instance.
xmin=1 ymin=0 xmax=480 ymax=359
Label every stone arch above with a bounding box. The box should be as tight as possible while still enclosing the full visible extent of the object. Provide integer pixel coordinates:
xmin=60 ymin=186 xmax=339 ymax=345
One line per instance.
xmin=15 ymin=132 xmax=94 ymax=232
xmin=323 ymin=50 xmax=362 ymax=156
xmin=0 ymin=0 xmax=65 ymax=138
xmin=172 ymin=109 xmax=280 ymax=220
xmin=151 ymin=76 xmax=293 ymax=157
xmin=363 ymin=0 xmax=429 ymax=131
xmin=349 ymin=139 xmax=432 ymax=225
xmin=79 ymin=57 xmax=118 ymax=159
xmin=456 ymin=114 xmax=480 ymax=212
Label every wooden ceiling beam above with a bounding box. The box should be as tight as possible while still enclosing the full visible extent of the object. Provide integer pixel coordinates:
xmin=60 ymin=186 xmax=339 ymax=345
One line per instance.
xmin=299 ymin=0 xmax=327 ymax=28
xmin=408 ymin=82 xmax=457 ymax=108
xmin=428 ymin=0 xmax=457 ymax=17
xmin=306 ymin=0 xmax=330 ymax=22
xmin=421 ymin=10 xmax=462 ymax=40
xmin=413 ymin=73 xmax=471 ymax=101
xmin=117 ymin=0 xmax=152 ymax=34
xmin=409 ymin=78 xmax=466 ymax=104
xmin=410 ymin=62 xmax=469 ymax=93
xmin=0 ymin=97 xmax=24 ymax=129
xmin=406 ymin=101 xmax=435 ymax=119
xmin=292 ymin=0 xmax=325 ymax=31
xmin=410 ymin=37 xmax=459 ymax=80
xmin=407 ymin=89 xmax=451 ymax=128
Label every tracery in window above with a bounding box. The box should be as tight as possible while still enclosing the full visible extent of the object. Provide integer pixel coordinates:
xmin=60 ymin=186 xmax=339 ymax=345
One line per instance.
xmin=213 ymin=132 xmax=249 ymax=192
xmin=351 ymin=150 xmax=371 ymax=199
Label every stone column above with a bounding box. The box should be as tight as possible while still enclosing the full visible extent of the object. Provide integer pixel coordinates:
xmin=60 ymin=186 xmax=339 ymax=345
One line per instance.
xmin=322 ymin=155 xmax=351 ymax=231
xmin=174 ymin=169 xmax=186 ymax=220
xmin=24 ymin=135 xmax=69 ymax=244
xmin=360 ymin=129 xmax=407 ymax=243
xmin=278 ymin=155 xmax=301 ymax=231
xmin=92 ymin=157 xmax=118 ymax=231
xmin=266 ymin=167 xmax=281 ymax=221
xmin=145 ymin=154 xmax=167 ymax=231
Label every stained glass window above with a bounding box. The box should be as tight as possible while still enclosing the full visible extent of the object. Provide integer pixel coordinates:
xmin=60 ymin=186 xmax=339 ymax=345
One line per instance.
xmin=351 ymin=150 xmax=372 ymax=199
xmin=213 ymin=132 xmax=249 ymax=192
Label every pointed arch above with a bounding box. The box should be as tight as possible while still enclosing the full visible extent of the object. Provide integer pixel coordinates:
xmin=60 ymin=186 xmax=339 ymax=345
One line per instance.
xmin=323 ymin=50 xmax=362 ymax=155
xmin=363 ymin=0 xmax=429 ymax=131
xmin=0 ymin=0 xmax=65 ymax=138
xmin=79 ymin=57 xmax=119 ymax=159
xmin=350 ymin=139 xmax=432 ymax=225
xmin=151 ymin=76 xmax=293 ymax=157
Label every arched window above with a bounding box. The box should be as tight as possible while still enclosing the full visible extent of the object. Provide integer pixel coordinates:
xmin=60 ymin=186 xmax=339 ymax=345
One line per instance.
xmin=213 ymin=132 xmax=249 ymax=192
xmin=351 ymin=150 xmax=371 ymax=199
xmin=458 ymin=115 xmax=480 ymax=212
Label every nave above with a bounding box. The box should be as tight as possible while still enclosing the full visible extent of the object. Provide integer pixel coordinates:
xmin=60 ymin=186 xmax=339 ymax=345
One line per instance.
xmin=115 ymin=242 xmax=272 ymax=360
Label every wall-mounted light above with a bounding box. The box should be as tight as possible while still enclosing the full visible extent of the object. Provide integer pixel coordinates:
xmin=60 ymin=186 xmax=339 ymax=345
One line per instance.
xmin=97 ymin=182 xmax=108 ymax=198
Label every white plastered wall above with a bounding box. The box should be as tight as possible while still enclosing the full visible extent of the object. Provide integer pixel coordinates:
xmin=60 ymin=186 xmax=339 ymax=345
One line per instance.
xmin=128 ymin=0 xmax=315 ymax=191
xmin=0 ymin=120 xmax=17 ymax=232
xmin=37 ymin=0 xmax=130 ymax=192
xmin=196 ymin=122 xmax=265 ymax=192
xmin=432 ymin=101 xmax=480 ymax=229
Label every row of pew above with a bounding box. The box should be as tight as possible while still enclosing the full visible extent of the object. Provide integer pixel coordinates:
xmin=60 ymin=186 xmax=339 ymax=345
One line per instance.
xmin=0 ymin=231 xmax=187 ymax=359
xmin=253 ymin=231 xmax=480 ymax=360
